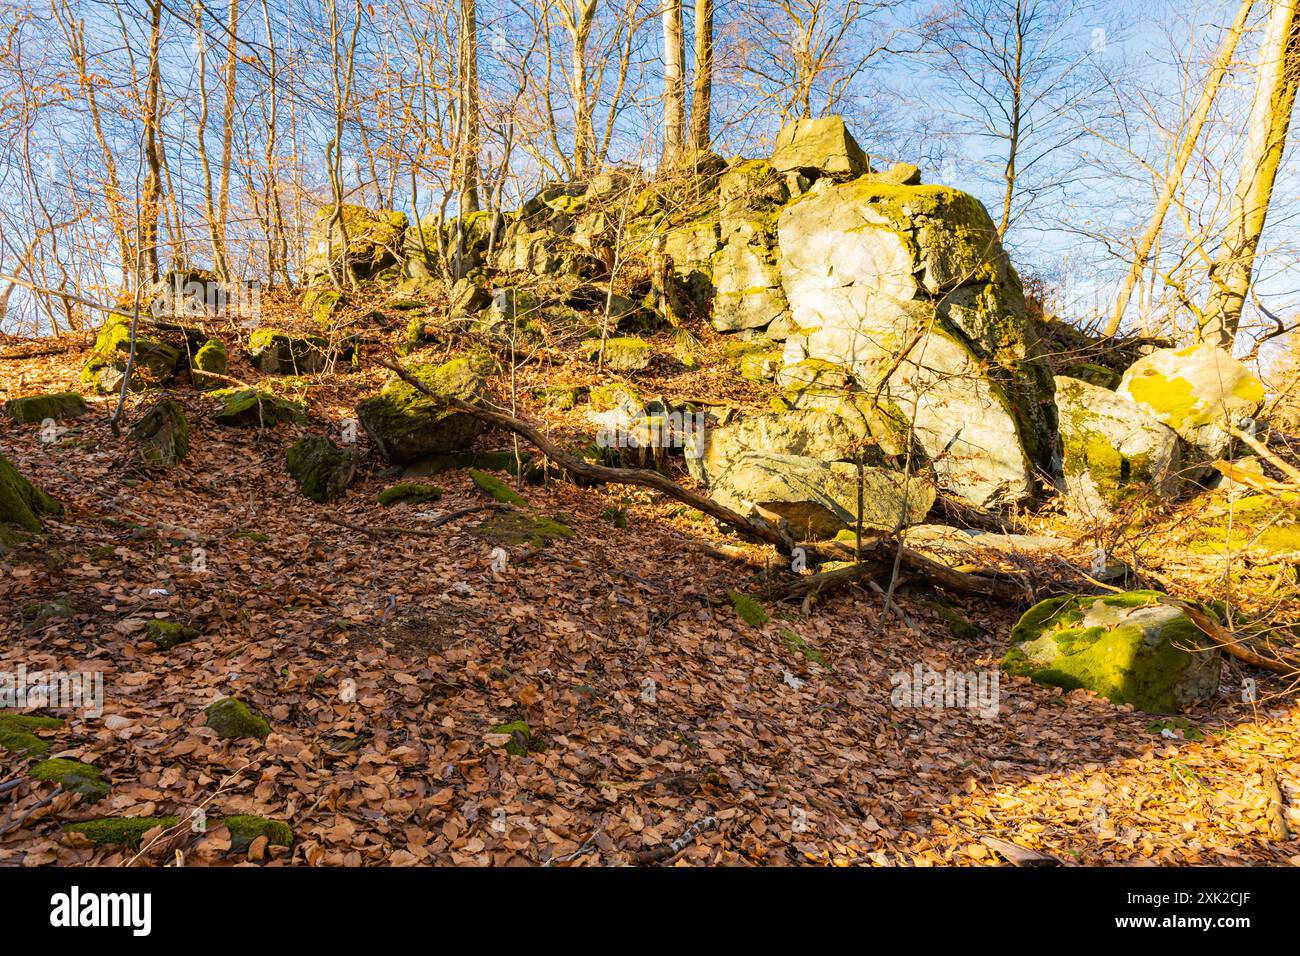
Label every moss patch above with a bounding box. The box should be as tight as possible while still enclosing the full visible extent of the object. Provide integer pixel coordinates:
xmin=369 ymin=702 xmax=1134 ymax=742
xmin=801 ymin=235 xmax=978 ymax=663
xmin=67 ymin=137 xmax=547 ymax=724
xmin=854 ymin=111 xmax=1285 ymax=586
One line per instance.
xmin=4 ymin=392 xmax=87 ymax=423
xmin=144 ymin=619 xmax=200 ymax=650
xmin=377 ymin=483 xmax=443 ymax=506
xmin=29 ymin=758 xmax=109 ymax=800
xmin=489 ymin=720 xmax=545 ymax=756
xmin=191 ymin=339 xmax=228 ymax=390
xmin=204 ymin=697 xmax=271 ymax=739
xmin=469 ymin=468 xmax=528 ymax=506
xmin=472 ymin=511 xmax=573 ymax=548
xmin=286 ymin=434 xmax=357 ymax=503
xmin=729 ymin=592 xmax=769 ymax=627
xmin=0 ymin=713 xmax=64 ymax=756
xmin=210 ymin=388 xmax=307 ymax=427
xmin=0 ymin=451 xmax=61 ymax=532
xmin=65 ymin=816 xmax=179 ymax=848
xmin=223 ymin=815 xmax=294 ymax=853
xmin=355 ymin=356 xmax=487 ymax=463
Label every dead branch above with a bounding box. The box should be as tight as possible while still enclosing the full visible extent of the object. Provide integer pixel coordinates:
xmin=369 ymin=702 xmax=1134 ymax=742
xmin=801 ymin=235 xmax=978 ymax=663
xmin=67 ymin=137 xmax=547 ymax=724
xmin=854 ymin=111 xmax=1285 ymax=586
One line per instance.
xmin=1157 ymin=596 xmax=1300 ymax=676
xmin=317 ymin=503 xmax=514 ymax=539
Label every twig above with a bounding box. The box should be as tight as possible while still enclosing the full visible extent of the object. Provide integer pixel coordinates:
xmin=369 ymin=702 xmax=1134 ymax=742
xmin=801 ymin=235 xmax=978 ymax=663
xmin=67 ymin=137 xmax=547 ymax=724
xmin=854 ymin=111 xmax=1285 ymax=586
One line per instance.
xmin=633 ymin=814 xmax=717 ymax=865
xmin=317 ymin=503 xmax=514 ymax=539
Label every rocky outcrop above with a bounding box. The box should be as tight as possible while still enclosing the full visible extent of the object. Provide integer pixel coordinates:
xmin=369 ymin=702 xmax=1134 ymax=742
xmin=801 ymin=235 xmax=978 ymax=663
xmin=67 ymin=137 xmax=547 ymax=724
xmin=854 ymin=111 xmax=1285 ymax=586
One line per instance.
xmin=304 ymin=204 xmax=408 ymax=284
xmin=1055 ymin=375 xmax=1181 ymax=511
xmin=770 ymin=115 xmax=870 ymax=180
xmin=1117 ymin=344 xmax=1264 ymax=464
xmin=776 ymin=180 xmax=1056 ymax=507
xmin=711 ymin=160 xmax=792 ymax=332
xmin=1003 ymin=591 xmax=1220 ymax=713
xmin=356 ymin=355 xmax=487 ymax=463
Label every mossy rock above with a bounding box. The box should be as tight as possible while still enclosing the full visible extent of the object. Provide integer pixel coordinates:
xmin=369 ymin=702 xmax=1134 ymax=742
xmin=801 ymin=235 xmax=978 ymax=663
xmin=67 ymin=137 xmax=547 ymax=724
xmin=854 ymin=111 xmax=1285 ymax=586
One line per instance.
xmin=0 ymin=451 xmax=61 ymax=532
xmin=144 ymin=619 xmax=200 ymax=650
xmin=583 ymin=336 xmax=653 ymax=372
xmin=534 ymin=384 xmax=583 ymax=410
xmin=472 ymin=511 xmax=573 ymax=548
xmin=0 ymin=713 xmax=64 ymax=757
xmin=22 ymin=595 xmax=74 ymax=630
xmin=29 ymin=758 xmax=109 ymax=800
xmin=191 ymin=339 xmax=228 ymax=390
xmin=204 ymin=697 xmax=271 ymax=740
xmin=1003 ymin=590 xmax=1220 ymax=713
xmin=4 ymin=392 xmax=87 ymax=424
xmin=65 ymin=816 xmax=179 ymax=848
xmin=400 ymin=449 xmax=534 ymax=479
xmin=489 ymin=720 xmax=545 ymax=757
xmin=728 ymin=591 xmax=769 ymax=626
xmin=303 ymin=289 xmax=349 ymax=326
xmin=80 ymin=316 xmax=180 ymax=394
xmin=286 ymin=434 xmax=357 ymax=503
xmin=304 ymin=204 xmax=409 ymax=283
xmin=355 ymin=356 xmax=487 ymax=463
xmin=210 ymin=388 xmax=307 ymax=427
xmin=587 ymin=382 xmax=643 ymax=414
xmin=222 ymin=815 xmax=294 ymax=853
xmin=128 ymin=399 xmax=189 ymax=468
xmin=377 ymin=483 xmax=443 ymax=507
xmin=248 ymin=329 xmax=335 ymax=375
xmin=469 ymin=468 xmax=528 ymax=507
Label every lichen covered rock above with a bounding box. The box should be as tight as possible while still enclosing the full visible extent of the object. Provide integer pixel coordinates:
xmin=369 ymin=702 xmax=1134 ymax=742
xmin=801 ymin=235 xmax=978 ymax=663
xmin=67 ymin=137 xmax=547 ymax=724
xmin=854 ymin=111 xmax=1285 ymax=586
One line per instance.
xmin=1055 ymin=375 xmax=1180 ymax=511
xmin=1117 ymin=344 xmax=1264 ymax=463
xmin=770 ymin=115 xmax=870 ymax=180
xmin=583 ymin=336 xmax=652 ymax=372
xmin=777 ymin=179 xmax=1056 ymax=507
xmin=286 ymin=433 xmax=357 ymax=503
xmin=4 ymin=392 xmax=87 ymax=424
xmin=1003 ymin=591 xmax=1221 ymax=713
xmin=304 ymin=204 xmax=409 ymax=283
xmin=128 ymin=399 xmax=189 ymax=468
xmin=210 ymin=388 xmax=307 ymax=428
xmin=711 ymin=160 xmax=791 ymax=333
xmin=0 ymin=451 xmax=61 ymax=532
xmin=204 ymin=696 xmax=271 ymax=740
xmin=355 ymin=356 xmax=487 ymax=463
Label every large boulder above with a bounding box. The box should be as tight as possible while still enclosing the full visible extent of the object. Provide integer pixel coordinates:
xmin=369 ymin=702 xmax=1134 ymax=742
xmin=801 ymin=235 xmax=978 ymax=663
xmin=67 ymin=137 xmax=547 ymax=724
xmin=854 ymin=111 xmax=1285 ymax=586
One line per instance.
xmin=0 ymin=452 xmax=60 ymax=533
xmin=686 ymin=408 xmax=885 ymax=486
xmin=706 ymin=451 xmax=934 ymax=539
xmin=190 ymin=339 xmax=228 ymax=390
xmin=1055 ymin=375 xmax=1181 ymax=512
xmin=210 ymin=388 xmax=307 ymax=428
xmin=286 ymin=434 xmax=357 ymax=503
xmin=1117 ymin=344 xmax=1264 ymax=463
xmin=770 ymin=116 xmax=870 ymax=180
xmin=1003 ymin=591 xmax=1221 ymax=713
xmin=711 ymin=160 xmax=791 ymax=333
xmin=303 ymin=204 xmax=408 ymax=284
xmin=128 ymin=400 xmax=189 ymax=468
xmin=247 ymin=329 xmax=333 ymax=375
xmin=776 ymin=179 xmax=1056 ymax=507
xmin=80 ymin=316 xmax=180 ymax=394
xmin=356 ymin=355 xmax=487 ymax=463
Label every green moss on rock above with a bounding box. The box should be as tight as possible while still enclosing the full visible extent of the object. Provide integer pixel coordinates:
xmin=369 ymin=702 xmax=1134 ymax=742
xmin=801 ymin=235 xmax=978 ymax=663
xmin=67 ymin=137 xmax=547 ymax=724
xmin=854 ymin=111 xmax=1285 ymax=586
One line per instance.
xmin=286 ymin=434 xmax=357 ymax=503
xmin=210 ymin=388 xmax=307 ymax=427
xmin=4 ymin=392 xmax=87 ymax=423
xmin=205 ymin=697 xmax=271 ymax=739
xmin=1003 ymin=590 xmax=1220 ymax=713
xmin=248 ymin=329 xmax=333 ymax=375
xmin=144 ymin=619 xmax=200 ymax=650
xmin=29 ymin=758 xmax=109 ymax=800
xmin=191 ymin=339 xmax=228 ymax=390
xmin=65 ymin=816 xmax=179 ymax=848
xmin=377 ymin=483 xmax=443 ymax=506
xmin=472 ymin=511 xmax=573 ymax=547
xmin=128 ymin=399 xmax=189 ymax=467
xmin=355 ymin=356 xmax=487 ymax=463
xmin=583 ymin=336 xmax=653 ymax=372
xmin=0 ymin=713 xmax=64 ymax=756
xmin=223 ymin=815 xmax=294 ymax=853
xmin=0 ymin=451 xmax=61 ymax=532
xmin=80 ymin=316 xmax=180 ymax=394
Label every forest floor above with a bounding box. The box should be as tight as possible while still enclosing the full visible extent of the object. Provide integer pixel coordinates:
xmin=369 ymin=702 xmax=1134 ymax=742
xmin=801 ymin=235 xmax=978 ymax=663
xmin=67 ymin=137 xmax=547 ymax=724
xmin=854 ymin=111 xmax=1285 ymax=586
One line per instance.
xmin=1 ymin=310 xmax=1298 ymax=867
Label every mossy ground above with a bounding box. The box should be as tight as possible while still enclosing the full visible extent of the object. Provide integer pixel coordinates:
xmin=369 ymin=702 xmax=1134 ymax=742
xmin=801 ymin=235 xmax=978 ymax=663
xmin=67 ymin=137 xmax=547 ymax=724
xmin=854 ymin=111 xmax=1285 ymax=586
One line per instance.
xmin=729 ymin=592 xmax=769 ymax=626
xmin=29 ymin=758 xmax=109 ymax=799
xmin=65 ymin=816 xmax=179 ymax=848
xmin=0 ymin=713 xmax=64 ymax=756
xmin=469 ymin=469 xmax=529 ymax=507
xmin=377 ymin=483 xmax=443 ymax=506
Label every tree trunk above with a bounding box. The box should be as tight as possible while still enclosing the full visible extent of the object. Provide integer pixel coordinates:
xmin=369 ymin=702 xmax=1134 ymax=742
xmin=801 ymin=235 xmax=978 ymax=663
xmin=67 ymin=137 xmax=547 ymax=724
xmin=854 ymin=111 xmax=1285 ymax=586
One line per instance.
xmin=689 ymin=0 xmax=714 ymax=151
xmin=459 ymin=0 xmax=481 ymax=214
xmin=1200 ymin=0 xmax=1300 ymax=347
xmin=661 ymin=0 xmax=686 ymax=167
